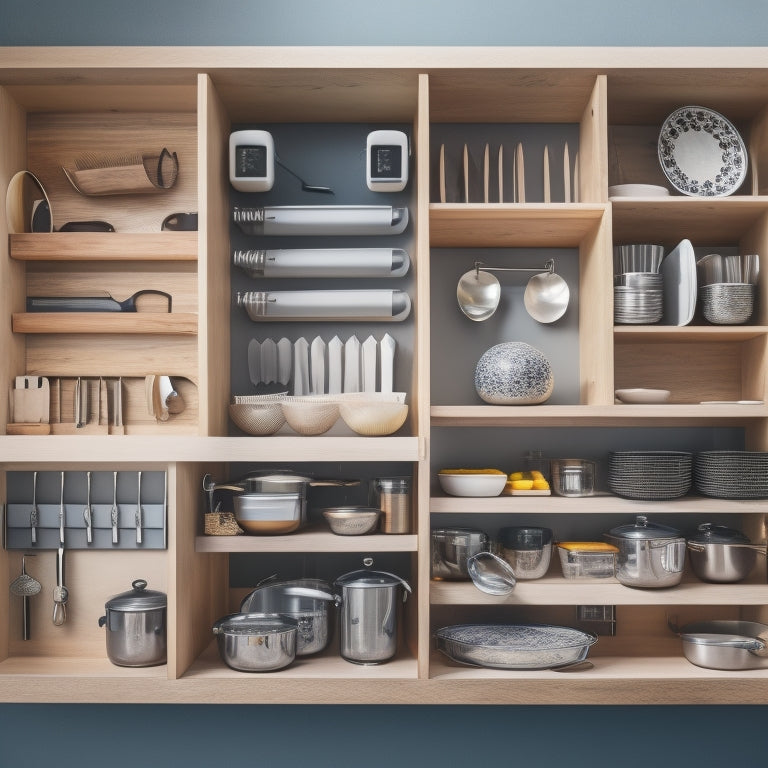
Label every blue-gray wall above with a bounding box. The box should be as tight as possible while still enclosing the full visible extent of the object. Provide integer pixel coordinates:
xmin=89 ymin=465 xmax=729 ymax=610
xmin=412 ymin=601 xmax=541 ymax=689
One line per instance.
xmin=2 ymin=2 xmax=768 ymax=765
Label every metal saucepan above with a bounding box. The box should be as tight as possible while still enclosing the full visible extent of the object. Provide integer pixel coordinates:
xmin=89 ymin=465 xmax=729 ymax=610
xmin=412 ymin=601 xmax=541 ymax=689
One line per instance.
xmin=674 ymin=620 xmax=768 ymax=670
xmin=686 ymin=523 xmax=767 ymax=583
xmin=212 ymin=612 xmax=298 ymax=672
xmin=240 ymin=578 xmax=340 ymax=656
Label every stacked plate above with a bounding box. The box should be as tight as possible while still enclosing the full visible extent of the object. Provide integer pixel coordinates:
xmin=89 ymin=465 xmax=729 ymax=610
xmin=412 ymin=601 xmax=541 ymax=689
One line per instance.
xmin=694 ymin=451 xmax=768 ymax=499
xmin=608 ymin=451 xmax=693 ymax=500
xmin=614 ymin=245 xmax=665 ymax=324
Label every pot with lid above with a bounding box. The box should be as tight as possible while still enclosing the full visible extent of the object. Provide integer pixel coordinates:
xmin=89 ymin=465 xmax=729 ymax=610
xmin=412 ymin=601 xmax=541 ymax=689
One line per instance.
xmin=98 ymin=579 xmax=166 ymax=667
xmin=604 ymin=515 xmax=686 ymax=588
xmin=334 ymin=569 xmax=411 ymax=664
xmin=686 ymin=523 xmax=767 ymax=583
xmin=431 ymin=528 xmax=489 ymax=580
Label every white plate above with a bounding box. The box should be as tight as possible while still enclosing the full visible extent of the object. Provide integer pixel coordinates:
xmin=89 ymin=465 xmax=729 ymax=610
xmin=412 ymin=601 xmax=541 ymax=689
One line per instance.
xmin=615 ymin=389 xmax=671 ymax=404
xmin=658 ymin=106 xmax=747 ymax=197
xmin=608 ymin=184 xmax=670 ymax=198
xmin=661 ymin=238 xmax=696 ymax=326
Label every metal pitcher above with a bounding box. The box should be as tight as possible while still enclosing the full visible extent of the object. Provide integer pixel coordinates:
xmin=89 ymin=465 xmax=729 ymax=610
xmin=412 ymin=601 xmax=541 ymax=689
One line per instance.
xmin=334 ymin=570 xmax=411 ymax=665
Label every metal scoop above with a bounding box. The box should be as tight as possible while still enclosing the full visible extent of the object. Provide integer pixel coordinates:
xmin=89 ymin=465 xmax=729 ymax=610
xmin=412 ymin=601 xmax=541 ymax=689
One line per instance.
xmin=10 ymin=554 xmax=41 ymax=640
xmin=457 ymin=268 xmax=501 ymax=321
xmin=524 ymin=269 xmax=570 ymax=323
xmin=467 ymin=551 xmax=517 ymax=596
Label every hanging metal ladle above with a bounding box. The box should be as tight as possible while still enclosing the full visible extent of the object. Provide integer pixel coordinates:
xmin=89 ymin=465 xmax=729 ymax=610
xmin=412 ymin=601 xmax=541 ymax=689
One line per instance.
xmin=457 ymin=259 xmax=569 ymax=323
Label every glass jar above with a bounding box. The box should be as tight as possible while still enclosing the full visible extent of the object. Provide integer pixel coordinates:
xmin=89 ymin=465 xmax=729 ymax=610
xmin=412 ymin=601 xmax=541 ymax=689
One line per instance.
xmin=371 ymin=477 xmax=410 ymax=534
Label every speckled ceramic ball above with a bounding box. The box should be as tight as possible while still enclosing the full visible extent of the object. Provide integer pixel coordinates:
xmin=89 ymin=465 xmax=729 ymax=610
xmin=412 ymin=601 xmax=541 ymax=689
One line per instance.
xmin=474 ymin=342 xmax=554 ymax=405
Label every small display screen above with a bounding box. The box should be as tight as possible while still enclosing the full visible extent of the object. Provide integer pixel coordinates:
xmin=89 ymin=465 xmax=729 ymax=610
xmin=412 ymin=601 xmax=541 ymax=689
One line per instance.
xmin=370 ymin=145 xmax=402 ymax=180
xmin=235 ymin=145 xmax=268 ymax=178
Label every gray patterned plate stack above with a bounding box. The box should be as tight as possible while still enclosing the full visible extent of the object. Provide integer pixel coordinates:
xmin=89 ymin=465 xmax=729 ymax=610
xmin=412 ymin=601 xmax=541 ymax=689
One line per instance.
xmin=614 ymin=245 xmax=665 ymax=324
xmin=608 ymin=450 xmax=692 ymax=499
xmin=694 ymin=451 xmax=768 ymax=499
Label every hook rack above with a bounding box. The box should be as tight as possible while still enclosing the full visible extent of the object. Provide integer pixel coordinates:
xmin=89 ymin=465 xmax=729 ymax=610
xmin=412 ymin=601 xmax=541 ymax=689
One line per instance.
xmin=473 ymin=258 xmax=556 ymax=278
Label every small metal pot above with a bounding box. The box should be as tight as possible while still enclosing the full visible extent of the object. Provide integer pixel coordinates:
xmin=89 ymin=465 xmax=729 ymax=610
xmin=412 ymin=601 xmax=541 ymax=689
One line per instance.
xmin=335 ymin=569 xmax=411 ymax=665
xmin=98 ymin=579 xmax=167 ymax=667
xmin=212 ymin=613 xmax=298 ymax=672
xmin=686 ymin=523 xmax=767 ymax=583
xmin=678 ymin=620 xmax=768 ymax=670
xmin=431 ymin=528 xmax=489 ymax=579
xmin=498 ymin=527 xmax=553 ymax=580
xmin=604 ymin=515 xmax=686 ymax=588
xmin=239 ymin=579 xmax=339 ymax=656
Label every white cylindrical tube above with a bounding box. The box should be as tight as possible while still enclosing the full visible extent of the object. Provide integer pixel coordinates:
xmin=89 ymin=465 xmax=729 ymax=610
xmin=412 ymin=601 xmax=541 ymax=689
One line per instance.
xmin=233 ymin=205 xmax=408 ymax=235
xmin=233 ymin=248 xmax=409 ymax=278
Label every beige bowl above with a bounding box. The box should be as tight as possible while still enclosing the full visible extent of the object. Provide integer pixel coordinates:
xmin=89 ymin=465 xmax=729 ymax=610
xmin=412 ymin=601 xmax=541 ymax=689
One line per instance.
xmin=281 ymin=397 xmax=340 ymax=435
xmin=322 ymin=506 xmax=380 ymax=535
xmin=338 ymin=401 xmax=408 ymax=436
xmin=229 ymin=402 xmax=286 ymax=436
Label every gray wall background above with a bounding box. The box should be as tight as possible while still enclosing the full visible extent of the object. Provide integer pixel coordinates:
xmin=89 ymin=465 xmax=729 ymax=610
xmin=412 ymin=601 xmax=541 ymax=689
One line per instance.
xmin=2 ymin=1 xmax=768 ymax=765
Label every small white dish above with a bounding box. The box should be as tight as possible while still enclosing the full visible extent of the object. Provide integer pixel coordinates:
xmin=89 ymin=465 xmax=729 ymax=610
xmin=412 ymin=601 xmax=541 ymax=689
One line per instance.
xmin=438 ymin=473 xmax=507 ymax=497
xmin=615 ymin=388 xmax=671 ymax=404
xmin=608 ymin=184 xmax=670 ymax=198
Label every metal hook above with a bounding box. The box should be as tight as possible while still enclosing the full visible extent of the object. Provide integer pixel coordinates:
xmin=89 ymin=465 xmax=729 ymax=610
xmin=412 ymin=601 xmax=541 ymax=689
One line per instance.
xmin=473 ymin=259 xmax=557 ymax=278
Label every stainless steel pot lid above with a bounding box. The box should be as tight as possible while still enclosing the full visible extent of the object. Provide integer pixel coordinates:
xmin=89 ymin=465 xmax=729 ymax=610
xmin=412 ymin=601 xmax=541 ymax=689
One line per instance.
xmin=431 ymin=527 xmax=488 ymax=544
xmin=105 ymin=579 xmax=166 ymax=612
xmin=687 ymin=522 xmax=750 ymax=544
xmin=335 ymin=569 xmax=412 ymax=594
xmin=608 ymin=515 xmax=681 ymax=540
xmin=212 ymin=612 xmax=298 ymax=635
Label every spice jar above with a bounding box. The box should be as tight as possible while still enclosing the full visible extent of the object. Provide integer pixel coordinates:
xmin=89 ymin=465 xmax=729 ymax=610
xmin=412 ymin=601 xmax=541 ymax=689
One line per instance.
xmin=371 ymin=477 xmax=410 ymax=534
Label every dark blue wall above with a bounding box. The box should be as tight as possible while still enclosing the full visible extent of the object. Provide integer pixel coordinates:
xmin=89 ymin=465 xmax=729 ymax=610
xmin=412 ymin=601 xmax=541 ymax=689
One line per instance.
xmin=2 ymin=1 xmax=768 ymax=764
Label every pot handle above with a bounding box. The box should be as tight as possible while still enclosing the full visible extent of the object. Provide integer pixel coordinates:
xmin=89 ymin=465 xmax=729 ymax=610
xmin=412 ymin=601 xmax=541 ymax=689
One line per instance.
xmin=282 ymin=586 xmax=342 ymax=605
xmin=201 ymin=474 xmax=244 ymax=494
xmin=98 ymin=615 xmax=106 ymax=628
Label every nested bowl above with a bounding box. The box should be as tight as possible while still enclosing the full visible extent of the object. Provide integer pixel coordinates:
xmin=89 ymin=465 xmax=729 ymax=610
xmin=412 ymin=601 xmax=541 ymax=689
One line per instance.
xmin=229 ymin=402 xmax=286 ymax=436
xmin=281 ymin=397 xmax=340 ymax=435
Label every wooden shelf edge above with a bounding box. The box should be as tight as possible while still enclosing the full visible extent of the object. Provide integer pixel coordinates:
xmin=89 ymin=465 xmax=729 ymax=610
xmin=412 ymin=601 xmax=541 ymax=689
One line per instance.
xmin=9 ymin=232 xmax=198 ymax=261
xmin=12 ymin=312 xmax=198 ymax=335
xmin=196 ymin=531 xmax=419 ymax=553
xmin=614 ymin=325 xmax=768 ymax=341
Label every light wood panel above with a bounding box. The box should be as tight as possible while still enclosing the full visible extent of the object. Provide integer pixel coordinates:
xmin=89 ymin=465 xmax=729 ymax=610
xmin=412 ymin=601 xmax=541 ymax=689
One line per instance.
xmin=196 ymin=530 xmax=418 ymax=553
xmin=13 ymin=313 xmax=198 ymax=335
xmin=10 ymin=232 xmax=197 ymax=261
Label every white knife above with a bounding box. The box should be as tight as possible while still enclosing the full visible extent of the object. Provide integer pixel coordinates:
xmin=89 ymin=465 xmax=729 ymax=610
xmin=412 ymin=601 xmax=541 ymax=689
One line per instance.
xmin=310 ymin=336 xmax=326 ymax=395
xmin=293 ymin=337 xmax=310 ymax=396
xmin=247 ymin=339 xmax=261 ymax=386
xmin=343 ymin=335 xmax=360 ymax=393
xmin=463 ymin=144 xmax=469 ymax=203
xmin=439 ymin=144 xmax=446 ymax=203
xmin=328 ymin=336 xmax=343 ymax=394
xmin=380 ymin=333 xmax=396 ymax=393
xmin=516 ymin=142 xmax=525 ymax=203
xmin=483 ymin=143 xmax=489 ymax=203
xmin=498 ymin=145 xmax=504 ymax=202
xmin=564 ymin=142 xmax=571 ymax=203
xmin=260 ymin=338 xmax=277 ymax=385
xmin=543 ymin=145 xmax=550 ymax=203
xmin=277 ymin=337 xmax=292 ymax=386
xmin=361 ymin=335 xmax=377 ymax=393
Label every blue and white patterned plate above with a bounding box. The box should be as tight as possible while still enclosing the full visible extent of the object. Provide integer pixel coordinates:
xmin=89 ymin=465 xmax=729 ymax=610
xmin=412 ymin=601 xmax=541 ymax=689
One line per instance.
xmin=658 ymin=106 xmax=747 ymax=197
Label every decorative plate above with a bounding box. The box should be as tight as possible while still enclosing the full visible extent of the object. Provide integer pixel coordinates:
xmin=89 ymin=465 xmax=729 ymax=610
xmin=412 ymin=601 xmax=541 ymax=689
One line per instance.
xmin=658 ymin=106 xmax=747 ymax=197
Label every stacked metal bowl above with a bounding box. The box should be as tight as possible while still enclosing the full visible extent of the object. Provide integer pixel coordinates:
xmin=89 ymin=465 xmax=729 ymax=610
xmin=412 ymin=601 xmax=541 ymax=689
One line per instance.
xmin=614 ymin=244 xmax=665 ymax=324
xmin=608 ymin=450 xmax=693 ymax=499
xmin=694 ymin=451 xmax=768 ymax=499
xmin=697 ymin=253 xmax=758 ymax=325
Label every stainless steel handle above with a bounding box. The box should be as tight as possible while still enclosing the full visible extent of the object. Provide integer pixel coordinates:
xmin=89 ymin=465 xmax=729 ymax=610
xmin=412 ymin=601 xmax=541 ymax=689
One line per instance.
xmin=136 ymin=471 xmax=143 ymax=545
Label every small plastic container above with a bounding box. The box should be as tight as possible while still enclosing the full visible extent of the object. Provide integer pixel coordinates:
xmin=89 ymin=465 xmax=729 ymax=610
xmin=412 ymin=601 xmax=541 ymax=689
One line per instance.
xmin=556 ymin=542 xmax=619 ymax=580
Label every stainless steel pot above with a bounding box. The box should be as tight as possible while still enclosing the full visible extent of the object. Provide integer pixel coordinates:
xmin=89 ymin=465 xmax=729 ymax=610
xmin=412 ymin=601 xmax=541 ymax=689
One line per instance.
xmin=605 ymin=515 xmax=686 ymax=588
xmin=335 ymin=569 xmax=411 ymax=665
xmin=98 ymin=579 xmax=167 ymax=667
xmin=239 ymin=578 xmax=339 ymax=656
xmin=678 ymin=620 xmax=768 ymax=670
xmin=686 ymin=523 xmax=767 ymax=583
xmin=212 ymin=613 xmax=298 ymax=672
xmin=498 ymin=526 xmax=553 ymax=580
xmin=431 ymin=528 xmax=489 ymax=579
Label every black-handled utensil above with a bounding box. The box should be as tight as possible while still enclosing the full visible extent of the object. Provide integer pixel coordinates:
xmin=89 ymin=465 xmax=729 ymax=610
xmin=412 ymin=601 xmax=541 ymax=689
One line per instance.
xmin=26 ymin=289 xmax=172 ymax=313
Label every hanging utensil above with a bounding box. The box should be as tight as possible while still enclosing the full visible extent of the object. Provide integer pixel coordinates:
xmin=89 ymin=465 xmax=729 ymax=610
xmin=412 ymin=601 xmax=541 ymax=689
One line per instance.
xmin=483 ymin=143 xmax=490 ymax=203
xmin=462 ymin=144 xmax=470 ymax=202
xmin=247 ymin=339 xmax=261 ymax=386
xmin=343 ymin=336 xmax=361 ymax=393
xmin=53 ymin=472 xmax=68 ymax=626
xmin=277 ymin=337 xmax=292 ymax=386
xmin=439 ymin=144 xmax=446 ymax=203
xmin=111 ymin=470 xmax=119 ymax=545
xmin=327 ymin=336 xmax=343 ymax=395
xmin=543 ymin=145 xmax=551 ymax=203
xmin=26 ymin=289 xmax=172 ymax=313
xmin=498 ymin=145 xmax=504 ymax=202
xmin=524 ymin=261 xmax=570 ymax=323
xmin=293 ymin=337 xmax=310 ymax=396
xmin=380 ymin=333 xmax=396 ymax=393
xmin=310 ymin=336 xmax=326 ymax=395
xmin=275 ymin=154 xmax=334 ymax=195
xmin=83 ymin=470 xmax=93 ymax=544
xmin=516 ymin=142 xmax=525 ymax=203
xmin=10 ymin=554 xmax=41 ymax=640
xmin=136 ymin=471 xmax=143 ymax=545
xmin=362 ymin=336 xmax=377 ymax=393
xmin=564 ymin=142 xmax=571 ymax=203
xmin=30 ymin=470 xmax=39 ymax=545
xmin=457 ymin=267 xmax=501 ymax=322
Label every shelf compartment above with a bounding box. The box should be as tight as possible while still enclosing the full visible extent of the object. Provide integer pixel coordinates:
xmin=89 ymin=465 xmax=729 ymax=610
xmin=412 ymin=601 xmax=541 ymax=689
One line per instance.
xmin=429 ymin=204 xmax=607 ymax=247
xmin=9 ymin=232 xmax=198 ymax=262
xmin=12 ymin=313 xmax=198 ymax=335
xmin=196 ymin=530 xmax=418 ymax=553
xmin=430 ymin=577 xmax=768 ymax=606
xmin=431 ymin=403 xmax=767 ymax=427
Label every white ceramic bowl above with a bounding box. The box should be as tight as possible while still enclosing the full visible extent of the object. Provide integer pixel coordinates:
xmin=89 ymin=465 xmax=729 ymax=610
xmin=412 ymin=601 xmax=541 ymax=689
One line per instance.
xmin=615 ymin=388 xmax=671 ymax=404
xmin=338 ymin=401 xmax=408 ymax=436
xmin=438 ymin=473 xmax=507 ymax=497
xmin=608 ymin=184 xmax=670 ymax=198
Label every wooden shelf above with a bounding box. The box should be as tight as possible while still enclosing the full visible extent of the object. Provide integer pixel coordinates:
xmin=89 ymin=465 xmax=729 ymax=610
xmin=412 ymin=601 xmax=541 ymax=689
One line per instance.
xmin=430 ymin=576 xmax=768 ymax=606
xmin=615 ymin=325 xmax=768 ymax=342
xmin=9 ymin=232 xmax=198 ymax=261
xmin=196 ymin=529 xmax=418 ymax=553
xmin=431 ymin=404 xmax=768 ymax=426
xmin=430 ymin=493 xmax=768 ymax=515
xmin=429 ymin=203 xmax=607 ymax=247
xmin=12 ymin=312 xmax=198 ymax=335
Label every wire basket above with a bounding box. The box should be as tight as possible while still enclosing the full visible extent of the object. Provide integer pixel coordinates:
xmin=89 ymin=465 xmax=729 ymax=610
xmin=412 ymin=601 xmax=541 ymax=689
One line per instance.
xmin=608 ymin=451 xmax=692 ymax=499
xmin=204 ymin=511 xmax=244 ymax=536
xmin=694 ymin=450 xmax=768 ymax=498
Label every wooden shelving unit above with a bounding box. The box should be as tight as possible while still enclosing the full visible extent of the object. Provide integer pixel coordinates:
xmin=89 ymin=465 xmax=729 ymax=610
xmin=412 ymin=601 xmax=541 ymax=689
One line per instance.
xmin=0 ymin=46 xmax=767 ymax=706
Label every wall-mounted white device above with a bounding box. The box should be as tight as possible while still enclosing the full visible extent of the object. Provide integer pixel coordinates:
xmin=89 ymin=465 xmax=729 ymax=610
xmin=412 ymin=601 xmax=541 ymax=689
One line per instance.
xmin=229 ymin=130 xmax=275 ymax=192
xmin=366 ymin=130 xmax=409 ymax=192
